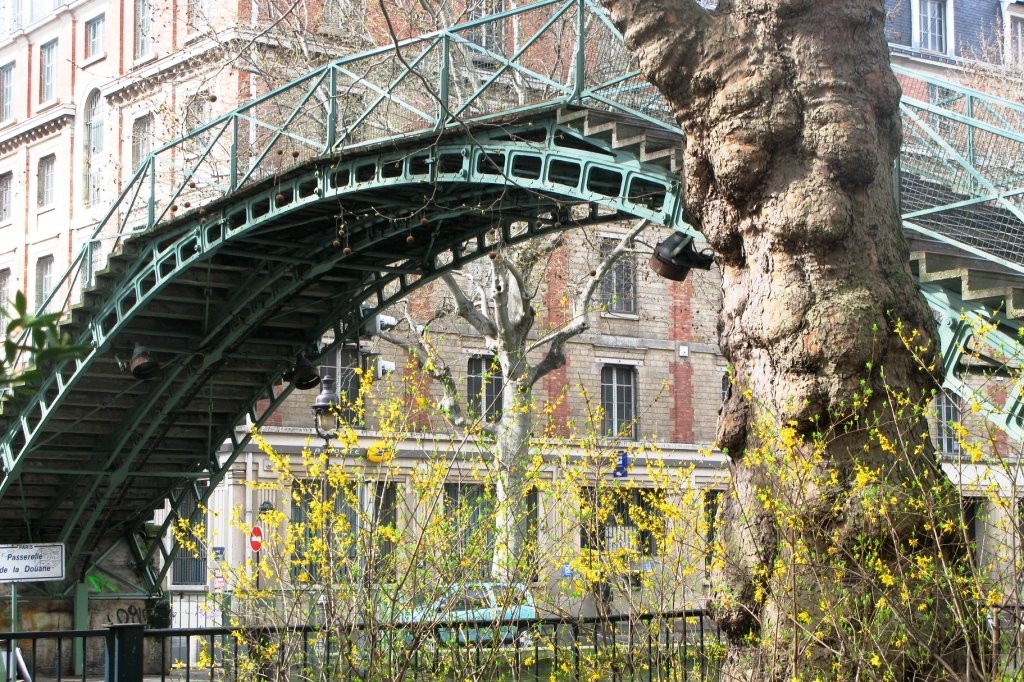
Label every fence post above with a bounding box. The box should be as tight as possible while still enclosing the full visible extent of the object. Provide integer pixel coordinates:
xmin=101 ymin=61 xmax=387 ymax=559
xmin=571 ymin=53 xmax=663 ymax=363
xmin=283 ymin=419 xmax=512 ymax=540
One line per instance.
xmin=105 ymin=623 xmax=145 ymax=682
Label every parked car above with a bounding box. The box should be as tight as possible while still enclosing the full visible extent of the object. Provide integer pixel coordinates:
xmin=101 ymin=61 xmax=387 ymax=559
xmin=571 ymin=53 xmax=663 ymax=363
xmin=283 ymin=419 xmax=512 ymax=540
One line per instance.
xmin=402 ymin=583 xmax=536 ymax=645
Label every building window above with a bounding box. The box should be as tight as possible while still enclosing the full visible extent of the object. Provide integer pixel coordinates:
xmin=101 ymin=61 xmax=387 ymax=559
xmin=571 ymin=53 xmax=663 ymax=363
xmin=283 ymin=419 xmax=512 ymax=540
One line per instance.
xmin=918 ymin=0 xmax=947 ymax=53
xmin=600 ymin=238 xmax=637 ymax=314
xmin=291 ymin=480 xmax=397 ymax=582
xmin=0 ymin=268 xmax=10 ymax=319
xmin=467 ymin=0 xmax=505 ymax=52
xmin=601 ymin=364 xmax=636 ymax=439
xmin=0 ymin=172 xmax=10 ymax=222
xmin=580 ymin=487 xmax=665 ymax=557
xmin=935 ymin=392 xmax=961 ymax=456
xmin=84 ymin=91 xmax=104 ymax=206
xmin=134 ymin=0 xmax=152 ymax=59
xmin=961 ymin=496 xmax=984 ymax=567
xmin=0 ymin=63 xmax=13 ymax=121
xmin=703 ymin=489 xmax=722 ymax=579
xmin=39 ymin=41 xmax=56 ymax=103
xmin=1011 ymin=16 xmax=1024 ymax=67
xmin=35 ymin=255 xmax=53 ymax=311
xmin=37 ymin=154 xmax=54 ymax=208
xmin=318 ymin=345 xmax=363 ymax=425
xmin=8 ymin=0 xmax=22 ymax=32
xmin=171 ymin=483 xmax=208 ymax=586
xmin=720 ymin=372 xmax=730 ymax=404
xmin=131 ymin=114 xmax=154 ymax=171
xmin=85 ymin=15 xmax=104 ymax=59
xmin=187 ymin=0 xmax=209 ymax=32
xmin=467 ymin=355 xmax=503 ymax=421
xmin=184 ymin=92 xmax=210 ymax=155
xmin=444 ymin=482 xmax=495 ymax=579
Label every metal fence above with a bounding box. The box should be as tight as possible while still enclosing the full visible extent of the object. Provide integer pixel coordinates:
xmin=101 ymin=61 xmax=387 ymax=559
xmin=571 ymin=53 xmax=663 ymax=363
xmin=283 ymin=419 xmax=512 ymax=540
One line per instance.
xmin=0 ymin=609 xmax=720 ymax=682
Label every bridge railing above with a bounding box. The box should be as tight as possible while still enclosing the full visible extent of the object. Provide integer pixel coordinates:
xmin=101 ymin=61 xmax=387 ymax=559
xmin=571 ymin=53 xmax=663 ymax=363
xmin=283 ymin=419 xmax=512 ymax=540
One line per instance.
xmin=20 ymin=0 xmax=667 ymax=368
xmin=895 ymin=65 xmax=1024 ymax=273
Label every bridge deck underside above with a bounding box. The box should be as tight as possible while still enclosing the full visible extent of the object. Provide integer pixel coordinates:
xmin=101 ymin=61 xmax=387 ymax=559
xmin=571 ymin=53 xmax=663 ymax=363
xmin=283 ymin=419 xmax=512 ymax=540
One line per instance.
xmin=0 ymin=117 xmax=669 ymax=563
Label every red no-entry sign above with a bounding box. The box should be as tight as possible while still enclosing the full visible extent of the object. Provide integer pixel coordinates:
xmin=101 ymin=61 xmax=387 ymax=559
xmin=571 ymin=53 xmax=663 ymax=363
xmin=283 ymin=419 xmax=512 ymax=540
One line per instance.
xmin=249 ymin=526 xmax=264 ymax=553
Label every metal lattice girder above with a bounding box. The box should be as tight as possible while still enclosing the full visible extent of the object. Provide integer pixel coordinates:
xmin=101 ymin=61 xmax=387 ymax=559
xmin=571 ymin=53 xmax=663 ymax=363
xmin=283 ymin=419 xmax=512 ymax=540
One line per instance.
xmin=919 ymin=283 xmax=1024 ymax=443
xmin=0 ymin=111 xmax=689 ymax=581
xmin=894 ymin=66 xmax=1024 ymax=274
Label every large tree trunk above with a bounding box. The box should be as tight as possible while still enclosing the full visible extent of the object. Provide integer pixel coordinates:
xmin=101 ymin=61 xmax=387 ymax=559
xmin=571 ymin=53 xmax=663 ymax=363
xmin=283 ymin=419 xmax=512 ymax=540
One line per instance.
xmin=602 ymin=1 xmax=974 ymax=679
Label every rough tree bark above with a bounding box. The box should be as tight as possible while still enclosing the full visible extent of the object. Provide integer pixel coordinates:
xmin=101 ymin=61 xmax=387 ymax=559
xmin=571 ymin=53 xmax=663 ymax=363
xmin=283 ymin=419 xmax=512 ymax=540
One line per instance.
xmin=601 ymin=1 xmax=972 ymax=680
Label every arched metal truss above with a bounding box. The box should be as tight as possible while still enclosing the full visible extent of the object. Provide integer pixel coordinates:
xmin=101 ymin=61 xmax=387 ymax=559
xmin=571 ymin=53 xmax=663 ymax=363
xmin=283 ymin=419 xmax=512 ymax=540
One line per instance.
xmin=0 ymin=112 xmax=690 ymax=589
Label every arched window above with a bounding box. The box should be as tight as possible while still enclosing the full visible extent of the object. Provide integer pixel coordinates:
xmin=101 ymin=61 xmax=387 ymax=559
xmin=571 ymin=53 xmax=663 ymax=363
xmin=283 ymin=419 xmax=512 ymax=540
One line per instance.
xmin=84 ymin=90 xmax=104 ymax=206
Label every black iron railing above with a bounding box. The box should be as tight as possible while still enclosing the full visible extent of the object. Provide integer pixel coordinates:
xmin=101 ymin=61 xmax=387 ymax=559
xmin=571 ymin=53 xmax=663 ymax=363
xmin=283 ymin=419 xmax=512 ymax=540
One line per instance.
xmin=0 ymin=609 xmax=722 ymax=681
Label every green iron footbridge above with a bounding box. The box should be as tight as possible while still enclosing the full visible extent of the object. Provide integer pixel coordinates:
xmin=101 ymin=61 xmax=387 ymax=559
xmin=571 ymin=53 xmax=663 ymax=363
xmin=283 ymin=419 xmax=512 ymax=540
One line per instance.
xmin=1 ymin=0 xmax=1023 ymax=596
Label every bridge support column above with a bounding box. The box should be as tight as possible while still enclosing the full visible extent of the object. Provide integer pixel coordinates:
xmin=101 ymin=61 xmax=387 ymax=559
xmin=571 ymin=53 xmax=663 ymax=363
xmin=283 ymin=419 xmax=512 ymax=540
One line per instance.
xmin=105 ymin=623 xmax=144 ymax=682
xmin=74 ymin=582 xmax=88 ymax=675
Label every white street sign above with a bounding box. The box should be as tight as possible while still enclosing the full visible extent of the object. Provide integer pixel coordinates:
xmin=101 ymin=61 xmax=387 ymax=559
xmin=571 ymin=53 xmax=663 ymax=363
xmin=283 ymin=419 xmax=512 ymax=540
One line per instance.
xmin=0 ymin=543 xmax=65 ymax=583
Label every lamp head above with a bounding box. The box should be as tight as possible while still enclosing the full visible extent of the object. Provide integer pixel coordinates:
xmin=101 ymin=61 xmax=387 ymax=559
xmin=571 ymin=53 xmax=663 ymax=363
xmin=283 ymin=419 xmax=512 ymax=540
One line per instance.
xmin=648 ymin=232 xmax=715 ymax=281
xmin=285 ymin=354 xmax=321 ymax=391
xmin=129 ymin=343 xmax=160 ymax=380
xmin=312 ymin=375 xmax=340 ymax=437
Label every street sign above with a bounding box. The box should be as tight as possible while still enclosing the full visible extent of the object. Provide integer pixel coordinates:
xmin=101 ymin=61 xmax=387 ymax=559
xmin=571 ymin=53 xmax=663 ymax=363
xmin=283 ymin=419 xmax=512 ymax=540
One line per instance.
xmin=0 ymin=543 xmax=64 ymax=583
xmin=249 ymin=526 xmax=264 ymax=553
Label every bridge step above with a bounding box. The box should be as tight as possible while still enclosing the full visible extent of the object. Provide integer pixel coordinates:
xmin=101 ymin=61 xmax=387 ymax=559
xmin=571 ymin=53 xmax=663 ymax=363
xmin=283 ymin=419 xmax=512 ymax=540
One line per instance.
xmin=910 ymin=250 xmax=1024 ymax=318
xmin=557 ymin=108 xmax=683 ymax=173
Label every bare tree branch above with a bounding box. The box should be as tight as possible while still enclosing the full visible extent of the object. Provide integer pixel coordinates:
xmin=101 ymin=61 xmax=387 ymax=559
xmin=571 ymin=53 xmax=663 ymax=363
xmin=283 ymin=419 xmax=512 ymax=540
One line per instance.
xmin=377 ymin=302 xmax=470 ymax=429
xmin=440 ymin=272 xmax=497 ymax=338
xmin=526 ymin=219 xmax=650 ymax=386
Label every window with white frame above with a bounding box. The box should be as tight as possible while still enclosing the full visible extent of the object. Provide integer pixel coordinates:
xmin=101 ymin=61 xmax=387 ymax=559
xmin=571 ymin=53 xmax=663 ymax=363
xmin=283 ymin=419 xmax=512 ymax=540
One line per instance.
xmin=601 ymin=364 xmax=636 ymax=439
xmin=134 ymin=0 xmax=152 ymax=59
xmin=0 ymin=172 xmax=10 ymax=222
xmin=580 ymin=486 xmax=665 ymax=557
xmin=703 ymin=489 xmax=722 ymax=579
xmin=35 ymin=255 xmax=53 ymax=311
xmin=85 ymin=15 xmax=104 ymax=59
xmin=599 ymin=238 xmax=637 ymax=315
xmin=171 ymin=482 xmax=208 ymax=586
xmin=918 ymin=0 xmax=948 ymax=53
xmin=466 ymin=0 xmax=505 ymax=52
xmin=0 ymin=62 xmax=13 ymax=121
xmin=7 ymin=0 xmax=22 ymax=32
xmin=935 ymin=391 xmax=961 ymax=456
xmin=36 ymin=154 xmax=54 ymax=208
xmin=39 ymin=41 xmax=56 ymax=103
xmin=318 ymin=345 xmax=363 ymax=425
xmin=80 ymin=239 xmax=103 ymax=291
xmin=444 ymin=482 xmax=495 ymax=579
xmin=0 ymin=268 xmax=10 ymax=314
xmin=961 ymin=496 xmax=985 ymax=567
xmin=187 ymin=0 xmax=210 ymax=32
xmin=183 ymin=92 xmax=210 ymax=155
xmin=83 ymin=91 xmax=104 ymax=206
xmin=1011 ymin=16 xmax=1024 ymax=67
xmin=131 ymin=113 xmax=154 ymax=171
xmin=291 ymin=479 xmax=398 ymax=582
xmin=467 ymin=355 xmax=503 ymax=421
